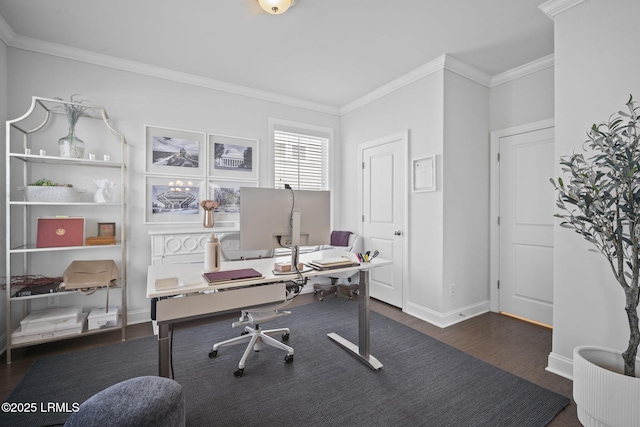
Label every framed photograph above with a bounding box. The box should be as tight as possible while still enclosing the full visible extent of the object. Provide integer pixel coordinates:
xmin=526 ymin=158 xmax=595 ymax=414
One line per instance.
xmin=413 ymin=156 xmax=436 ymax=192
xmin=207 ymin=180 xmax=258 ymax=225
xmin=97 ymin=222 xmax=116 ymax=237
xmin=145 ymin=125 xmax=206 ymax=176
xmin=208 ymin=134 xmax=258 ymax=181
xmin=144 ymin=175 xmax=206 ymax=224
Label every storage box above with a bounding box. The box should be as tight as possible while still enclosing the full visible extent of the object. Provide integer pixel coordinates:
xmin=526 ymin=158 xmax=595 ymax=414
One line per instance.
xmin=88 ymin=306 xmax=119 ymax=330
xmin=36 ymin=217 xmax=84 ymax=248
xmin=20 ymin=306 xmax=82 ymax=332
xmin=12 ymin=312 xmax=86 ymax=344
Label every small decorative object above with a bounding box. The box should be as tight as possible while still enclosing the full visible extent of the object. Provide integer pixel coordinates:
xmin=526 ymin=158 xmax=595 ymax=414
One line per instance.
xmin=94 ymin=179 xmax=115 ymax=203
xmin=200 ymin=199 xmax=218 ymax=228
xmin=203 ymin=233 xmax=221 ymax=273
xmin=56 ymin=95 xmax=88 ymax=159
xmin=22 ymin=178 xmax=81 ymax=202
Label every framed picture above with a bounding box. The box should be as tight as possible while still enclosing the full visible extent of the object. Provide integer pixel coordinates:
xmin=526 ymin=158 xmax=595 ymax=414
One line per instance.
xmin=145 ymin=125 xmax=206 ymax=177
xmin=413 ymin=156 xmax=436 ymax=192
xmin=208 ymin=134 xmax=258 ymax=181
xmin=97 ymin=222 xmax=116 ymax=237
xmin=207 ymin=180 xmax=258 ymax=225
xmin=144 ymin=175 xmax=206 ymax=224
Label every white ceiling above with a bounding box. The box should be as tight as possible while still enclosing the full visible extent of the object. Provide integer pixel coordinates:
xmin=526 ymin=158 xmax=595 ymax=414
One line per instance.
xmin=0 ymin=0 xmax=554 ymax=109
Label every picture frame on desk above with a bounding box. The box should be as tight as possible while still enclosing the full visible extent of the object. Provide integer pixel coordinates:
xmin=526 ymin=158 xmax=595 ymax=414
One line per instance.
xmin=144 ymin=175 xmax=205 ymax=224
xmin=145 ymin=125 xmax=206 ymax=177
xmin=208 ymin=134 xmax=259 ymax=181
xmin=206 ymin=180 xmax=258 ymax=225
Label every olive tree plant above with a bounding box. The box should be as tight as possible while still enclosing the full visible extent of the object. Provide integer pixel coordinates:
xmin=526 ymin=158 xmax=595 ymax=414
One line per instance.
xmin=551 ymin=95 xmax=640 ymax=377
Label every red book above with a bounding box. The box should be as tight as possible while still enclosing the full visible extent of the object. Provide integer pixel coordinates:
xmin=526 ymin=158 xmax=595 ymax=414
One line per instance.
xmin=203 ymin=268 xmax=263 ymax=284
xmin=36 ymin=217 xmax=84 ymax=248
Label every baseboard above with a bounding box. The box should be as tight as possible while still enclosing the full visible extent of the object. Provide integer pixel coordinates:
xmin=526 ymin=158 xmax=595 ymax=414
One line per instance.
xmin=404 ymin=300 xmax=491 ymax=328
xmin=547 ymin=351 xmax=573 ymax=380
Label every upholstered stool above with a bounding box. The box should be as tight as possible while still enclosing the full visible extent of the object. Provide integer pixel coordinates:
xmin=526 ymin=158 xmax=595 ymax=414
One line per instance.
xmin=64 ymin=376 xmax=185 ymax=427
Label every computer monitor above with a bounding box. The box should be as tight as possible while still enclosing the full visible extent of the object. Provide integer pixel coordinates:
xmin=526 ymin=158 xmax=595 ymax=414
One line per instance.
xmin=240 ymin=187 xmax=330 ymax=267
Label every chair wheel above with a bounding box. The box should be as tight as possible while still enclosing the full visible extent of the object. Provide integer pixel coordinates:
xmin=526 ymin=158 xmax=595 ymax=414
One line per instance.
xmin=208 ymin=350 xmax=217 ymax=358
xmin=234 ymin=368 xmax=244 ymax=377
xmin=282 ymin=333 xmax=290 ymax=342
xmin=285 ymin=354 xmax=294 ymax=364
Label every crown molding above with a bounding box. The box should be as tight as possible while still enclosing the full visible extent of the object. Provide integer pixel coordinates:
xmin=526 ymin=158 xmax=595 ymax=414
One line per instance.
xmin=341 ymin=54 xmax=493 ymax=115
xmin=490 ymin=54 xmax=554 ymax=87
xmin=6 ymin=33 xmax=341 ymax=116
xmin=0 ymin=13 xmax=15 ymax=46
xmin=539 ymin=0 xmax=586 ymax=19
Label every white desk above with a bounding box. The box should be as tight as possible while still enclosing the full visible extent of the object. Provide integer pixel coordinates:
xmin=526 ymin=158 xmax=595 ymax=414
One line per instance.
xmin=146 ymin=249 xmax=389 ymax=377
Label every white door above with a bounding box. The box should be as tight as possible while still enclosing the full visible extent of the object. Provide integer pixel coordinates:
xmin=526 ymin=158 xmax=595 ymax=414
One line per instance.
xmin=498 ymin=126 xmax=554 ymax=326
xmin=360 ymin=132 xmax=406 ymax=308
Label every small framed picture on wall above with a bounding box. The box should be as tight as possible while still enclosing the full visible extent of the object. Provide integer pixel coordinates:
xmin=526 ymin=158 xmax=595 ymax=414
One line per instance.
xmin=208 ymin=134 xmax=259 ymax=181
xmin=145 ymin=125 xmax=206 ymax=177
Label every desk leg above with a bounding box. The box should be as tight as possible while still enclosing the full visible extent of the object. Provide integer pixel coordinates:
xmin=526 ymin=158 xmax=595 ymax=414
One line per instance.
xmin=158 ymin=323 xmax=171 ymax=378
xmin=328 ymin=269 xmax=383 ymax=370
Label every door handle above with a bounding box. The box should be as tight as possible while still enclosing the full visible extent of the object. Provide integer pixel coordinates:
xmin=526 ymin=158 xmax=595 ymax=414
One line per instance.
xmin=394 ymin=230 xmax=402 ymax=236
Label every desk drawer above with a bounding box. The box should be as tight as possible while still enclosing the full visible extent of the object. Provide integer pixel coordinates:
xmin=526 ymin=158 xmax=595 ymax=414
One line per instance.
xmin=156 ymin=282 xmax=285 ymax=322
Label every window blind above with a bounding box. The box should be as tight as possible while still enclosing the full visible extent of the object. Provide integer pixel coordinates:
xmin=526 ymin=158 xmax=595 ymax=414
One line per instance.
xmin=273 ymin=128 xmax=329 ymax=191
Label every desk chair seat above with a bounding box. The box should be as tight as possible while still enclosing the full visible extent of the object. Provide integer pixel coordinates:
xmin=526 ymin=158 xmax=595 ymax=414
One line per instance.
xmin=313 ymin=231 xmax=363 ymax=301
xmin=210 ymin=232 xmax=296 ymax=377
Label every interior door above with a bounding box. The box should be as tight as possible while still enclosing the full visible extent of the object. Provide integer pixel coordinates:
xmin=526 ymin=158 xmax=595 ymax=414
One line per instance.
xmin=499 ymin=126 xmax=554 ymax=326
xmin=360 ymin=133 xmax=405 ymax=308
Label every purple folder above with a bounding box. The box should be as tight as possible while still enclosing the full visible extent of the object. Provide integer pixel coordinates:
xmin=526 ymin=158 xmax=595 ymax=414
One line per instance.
xmin=203 ymin=268 xmax=263 ymax=283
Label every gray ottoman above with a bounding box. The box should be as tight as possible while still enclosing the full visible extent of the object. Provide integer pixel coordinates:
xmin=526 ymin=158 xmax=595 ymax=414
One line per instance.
xmin=64 ymin=376 xmax=185 ymax=427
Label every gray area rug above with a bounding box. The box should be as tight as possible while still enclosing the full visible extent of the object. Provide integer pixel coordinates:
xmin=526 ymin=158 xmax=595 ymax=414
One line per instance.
xmin=3 ymin=298 xmax=569 ymax=426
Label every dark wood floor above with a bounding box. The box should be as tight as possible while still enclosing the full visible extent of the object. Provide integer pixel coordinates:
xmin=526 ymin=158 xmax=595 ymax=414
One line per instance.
xmin=0 ymin=294 xmax=578 ymax=426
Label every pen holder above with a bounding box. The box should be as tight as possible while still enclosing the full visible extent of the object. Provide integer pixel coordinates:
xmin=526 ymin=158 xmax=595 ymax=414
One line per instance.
xmin=357 ymin=250 xmax=379 ymax=263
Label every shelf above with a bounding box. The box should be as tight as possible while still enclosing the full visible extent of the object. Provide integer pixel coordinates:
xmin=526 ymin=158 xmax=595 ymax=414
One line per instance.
xmin=9 ymin=243 xmax=123 ymax=254
xmin=9 ymin=284 xmax=122 ymax=302
xmin=10 ymin=317 xmax=124 ymax=349
xmin=9 ymin=152 xmax=121 ymax=168
xmin=9 ymin=201 xmax=122 ymax=206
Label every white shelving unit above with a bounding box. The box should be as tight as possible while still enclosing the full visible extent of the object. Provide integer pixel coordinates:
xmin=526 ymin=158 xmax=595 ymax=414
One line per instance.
xmin=4 ymin=96 xmax=127 ymax=364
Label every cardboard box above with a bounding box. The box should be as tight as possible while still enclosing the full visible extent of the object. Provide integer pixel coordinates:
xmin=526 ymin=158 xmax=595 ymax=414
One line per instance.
xmin=88 ymin=306 xmax=119 ymax=330
xmin=12 ymin=312 xmax=86 ymax=344
xmin=36 ymin=217 xmax=84 ymax=248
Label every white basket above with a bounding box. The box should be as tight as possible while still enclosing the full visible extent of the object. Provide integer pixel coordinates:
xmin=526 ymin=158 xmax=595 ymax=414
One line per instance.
xmin=21 ymin=186 xmax=83 ymax=202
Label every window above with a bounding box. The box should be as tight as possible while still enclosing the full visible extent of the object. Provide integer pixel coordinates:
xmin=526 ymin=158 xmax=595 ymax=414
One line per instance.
xmin=272 ymin=122 xmax=330 ymax=191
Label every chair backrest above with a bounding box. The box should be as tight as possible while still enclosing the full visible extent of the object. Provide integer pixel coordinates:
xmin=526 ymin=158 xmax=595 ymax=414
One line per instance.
xmin=219 ymin=232 xmax=274 ymax=261
xmin=320 ymin=231 xmax=362 ymax=253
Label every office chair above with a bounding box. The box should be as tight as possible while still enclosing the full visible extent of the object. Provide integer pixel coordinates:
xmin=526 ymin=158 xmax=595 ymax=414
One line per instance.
xmin=313 ymin=231 xmax=363 ymax=301
xmin=209 ymin=232 xmax=296 ymax=377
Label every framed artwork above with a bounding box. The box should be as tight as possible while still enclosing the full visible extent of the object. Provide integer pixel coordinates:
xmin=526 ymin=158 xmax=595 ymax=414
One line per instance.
xmin=145 ymin=125 xmax=206 ymax=177
xmin=144 ymin=175 xmax=205 ymax=224
xmin=207 ymin=180 xmax=258 ymax=225
xmin=208 ymin=134 xmax=258 ymax=181
xmin=413 ymin=156 xmax=436 ymax=192
xmin=97 ymin=222 xmax=116 ymax=237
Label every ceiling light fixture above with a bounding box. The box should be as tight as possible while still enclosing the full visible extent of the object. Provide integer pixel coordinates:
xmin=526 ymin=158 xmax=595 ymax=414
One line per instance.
xmin=257 ymin=0 xmax=297 ymax=15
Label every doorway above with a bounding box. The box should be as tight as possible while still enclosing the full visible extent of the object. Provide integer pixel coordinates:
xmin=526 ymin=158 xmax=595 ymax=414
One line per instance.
xmin=358 ymin=131 xmax=408 ymax=308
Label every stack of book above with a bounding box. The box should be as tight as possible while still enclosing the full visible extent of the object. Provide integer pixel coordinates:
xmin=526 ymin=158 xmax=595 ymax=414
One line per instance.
xmin=306 ymin=257 xmax=359 ymax=270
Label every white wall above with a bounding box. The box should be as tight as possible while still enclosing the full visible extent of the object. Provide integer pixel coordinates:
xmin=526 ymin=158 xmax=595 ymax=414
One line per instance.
xmin=549 ymin=0 xmax=640 ymax=378
xmin=490 ymin=66 xmax=554 ymax=132
xmin=4 ymin=49 xmax=341 ymax=323
xmin=341 ymin=60 xmax=491 ymax=326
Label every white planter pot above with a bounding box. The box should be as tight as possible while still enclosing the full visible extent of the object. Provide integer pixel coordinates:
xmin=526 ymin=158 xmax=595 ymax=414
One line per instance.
xmin=574 ymin=346 xmax=640 ymax=427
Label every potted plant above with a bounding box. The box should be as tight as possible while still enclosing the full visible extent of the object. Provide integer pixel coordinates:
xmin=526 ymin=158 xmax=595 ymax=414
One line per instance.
xmin=22 ymin=178 xmax=81 ymax=202
xmin=55 ymin=95 xmax=88 ymax=158
xmin=552 ymin=95 xmax=640 ymax=426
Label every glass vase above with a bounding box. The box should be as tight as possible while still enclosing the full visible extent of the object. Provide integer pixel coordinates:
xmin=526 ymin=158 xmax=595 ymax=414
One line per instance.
xmin=58 ymin=127 xmax=85 ymax=159
xmin=203 ymin=210 xmax=214 ymax=228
